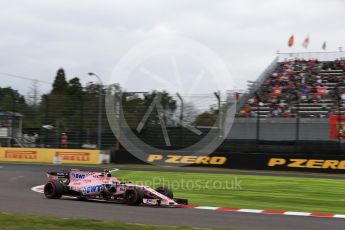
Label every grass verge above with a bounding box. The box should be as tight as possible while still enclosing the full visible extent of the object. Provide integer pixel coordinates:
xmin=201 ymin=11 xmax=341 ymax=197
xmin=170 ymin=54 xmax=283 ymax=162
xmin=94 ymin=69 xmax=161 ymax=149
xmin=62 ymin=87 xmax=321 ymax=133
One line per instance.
xmin=113 ymin=170 xmax=345 ymax=214
xmin=0 ymin=212 xmax=198 ymax=230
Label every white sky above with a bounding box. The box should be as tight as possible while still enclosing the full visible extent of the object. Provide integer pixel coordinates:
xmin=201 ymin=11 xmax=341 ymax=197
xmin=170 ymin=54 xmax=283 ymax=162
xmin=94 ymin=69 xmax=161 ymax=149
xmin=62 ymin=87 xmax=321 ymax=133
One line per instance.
xmin=0 ymin=0 xmax=344 ymax=97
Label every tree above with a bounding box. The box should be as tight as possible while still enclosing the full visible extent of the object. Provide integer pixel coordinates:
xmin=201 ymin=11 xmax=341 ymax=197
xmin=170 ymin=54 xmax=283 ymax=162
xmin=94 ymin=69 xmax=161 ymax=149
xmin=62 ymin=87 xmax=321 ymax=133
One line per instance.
xmin=143 ymin=90 xmax=177 ymax=126
xmin=52 ymin=68 xmax=68 ymax=94
xmin=67 ymin=77 xmax=83 ymax=96
xmin=117 ymin=90 xmax=178 ymax=129
xmin=182 ymin=102 xmax=199 ymax=125
xmin=0 ymin=87 xmax=26 ymax=111
xmin=193 ymin=106 xmax=218 ymax=127
xmin=81 ymin=82 xmax=104 ymax=131
xmin=0 ymin=87 xmax=39 ymax=129
xmin=41 ymin=69 xmax=84 ymax=136
xmin=121 ymin=93 xmax=146 ymax=128
xmin=143 ymin=90 xmax=176 ymax=111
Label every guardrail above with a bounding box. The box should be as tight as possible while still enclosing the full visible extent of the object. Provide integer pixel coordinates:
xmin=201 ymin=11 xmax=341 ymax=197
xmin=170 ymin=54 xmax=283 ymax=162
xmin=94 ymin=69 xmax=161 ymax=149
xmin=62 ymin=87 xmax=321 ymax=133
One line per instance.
xmin=112 ymin=150 xmax=345 ymax=173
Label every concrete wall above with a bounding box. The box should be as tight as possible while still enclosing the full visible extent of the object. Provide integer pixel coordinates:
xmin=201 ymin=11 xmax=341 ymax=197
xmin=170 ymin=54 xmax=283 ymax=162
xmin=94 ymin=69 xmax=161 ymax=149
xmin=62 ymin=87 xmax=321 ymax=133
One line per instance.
xmin=228 ymin=118 xmax=330 ymax=141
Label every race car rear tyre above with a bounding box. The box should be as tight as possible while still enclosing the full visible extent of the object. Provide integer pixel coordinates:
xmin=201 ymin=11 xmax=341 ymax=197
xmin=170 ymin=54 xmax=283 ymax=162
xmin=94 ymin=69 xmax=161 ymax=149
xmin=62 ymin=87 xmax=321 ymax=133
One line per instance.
xmin=44 ymin=181 xmax=64 ymax=199
xmin=155 ymin=187 xmax=173 ymax=199
xmin=125 ymin=188 xmax=144 ymax=206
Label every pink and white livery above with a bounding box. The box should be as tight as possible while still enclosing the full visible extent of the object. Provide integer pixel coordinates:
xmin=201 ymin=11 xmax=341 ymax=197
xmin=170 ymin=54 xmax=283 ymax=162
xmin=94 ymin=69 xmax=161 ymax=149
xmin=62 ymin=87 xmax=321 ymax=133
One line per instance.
xmin=44 ymin=168 xmax=188 ymax=206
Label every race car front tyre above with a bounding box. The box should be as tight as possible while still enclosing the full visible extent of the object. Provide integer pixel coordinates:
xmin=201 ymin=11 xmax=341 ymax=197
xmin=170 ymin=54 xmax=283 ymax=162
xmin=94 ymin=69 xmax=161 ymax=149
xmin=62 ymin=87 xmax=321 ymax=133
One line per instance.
xmin=44 ymin=181 xmax=64 ymax=199
xmin=125 ymin=188 xmax=144 ymax=206
xmin=155 ymin=186 xmax=173 ymax=199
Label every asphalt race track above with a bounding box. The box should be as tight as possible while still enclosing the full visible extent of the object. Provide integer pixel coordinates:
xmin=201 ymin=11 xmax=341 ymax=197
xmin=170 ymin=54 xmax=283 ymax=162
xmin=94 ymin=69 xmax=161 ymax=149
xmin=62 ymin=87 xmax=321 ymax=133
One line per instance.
xmin=1 ymin=164 xmax=345 ymax=230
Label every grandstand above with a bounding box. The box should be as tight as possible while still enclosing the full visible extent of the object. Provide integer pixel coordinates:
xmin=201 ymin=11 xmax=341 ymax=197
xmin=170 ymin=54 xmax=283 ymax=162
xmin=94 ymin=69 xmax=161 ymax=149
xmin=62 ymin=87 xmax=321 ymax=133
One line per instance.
xmin=237 ymin=51 xmax=345 ymax=118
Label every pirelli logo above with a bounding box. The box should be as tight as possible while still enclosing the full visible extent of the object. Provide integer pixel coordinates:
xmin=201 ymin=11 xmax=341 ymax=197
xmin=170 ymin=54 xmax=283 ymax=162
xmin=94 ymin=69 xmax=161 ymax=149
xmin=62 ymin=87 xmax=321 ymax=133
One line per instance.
xmin=5 ymin=150 xmax=37 ymax=159
xmin=147 ymin=154 xmax=227 ymax=165
xmin=55 ymin=152 xmax=90 ymax=161
xmin=268 ymin=158 xmax=345 ymax=170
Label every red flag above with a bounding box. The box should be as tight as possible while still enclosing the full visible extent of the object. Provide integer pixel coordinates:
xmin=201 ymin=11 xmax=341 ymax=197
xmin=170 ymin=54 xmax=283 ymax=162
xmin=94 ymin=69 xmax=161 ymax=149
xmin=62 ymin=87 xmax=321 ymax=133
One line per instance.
xmin=330 ymin=115 xmax=345 ymax=139
xmin=302 ymin=36 xmax=310 ymax=48
xmin=288 ymin=35 xmax=294 ymax=47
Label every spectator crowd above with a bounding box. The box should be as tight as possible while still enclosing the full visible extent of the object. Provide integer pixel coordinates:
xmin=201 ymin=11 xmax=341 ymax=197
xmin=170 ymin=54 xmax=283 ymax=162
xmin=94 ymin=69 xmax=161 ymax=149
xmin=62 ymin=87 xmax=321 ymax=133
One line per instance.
xmin=239 ymin=58 xmax=345 ymax=118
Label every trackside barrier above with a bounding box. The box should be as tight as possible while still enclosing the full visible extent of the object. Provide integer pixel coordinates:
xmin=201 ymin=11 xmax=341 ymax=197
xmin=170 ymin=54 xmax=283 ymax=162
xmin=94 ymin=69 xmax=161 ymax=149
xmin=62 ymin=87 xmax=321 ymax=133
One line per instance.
xmin=112 ymin=150 xmax=345 ymax=174
xmin=0 ymin=148 xmax=102 ymax=164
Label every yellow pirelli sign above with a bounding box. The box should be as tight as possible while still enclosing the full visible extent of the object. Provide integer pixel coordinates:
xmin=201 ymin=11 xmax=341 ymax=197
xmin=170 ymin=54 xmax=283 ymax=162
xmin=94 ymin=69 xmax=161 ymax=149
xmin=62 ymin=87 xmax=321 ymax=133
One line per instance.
xmin=268 ymin=158 xmax=345 ymax=169
xmin=147 ymin=154 xmax=227 ymax=165
xmin=0 ymin=148 xmax=100 ymax=164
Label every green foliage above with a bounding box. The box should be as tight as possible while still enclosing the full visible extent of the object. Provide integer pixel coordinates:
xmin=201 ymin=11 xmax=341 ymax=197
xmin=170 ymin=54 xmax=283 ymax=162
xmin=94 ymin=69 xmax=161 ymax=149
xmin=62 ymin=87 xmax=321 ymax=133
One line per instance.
xmin=0 ymin=87 xmax=41 ymax=129
xmin=0 ymin=87 xmax=26 ymax=111
xmin=122 ymin=90 xmax=177 ymax=128
xmin=0 ymin=68 xmax=184 ymax=142
xmin=52 ymin=68 xmax=68 ymax=94
xmin=67 ymin=77 xmax=84 ymax=96
xmin=36 ymin=70 xmax=104 ymax=133
xmin=0 ymin=213 xmax=196 ymax=230
xmin=193 ymin=106 xmax=218 ymax=126
xmin=143 ymin=90 xmax=177 ymax=111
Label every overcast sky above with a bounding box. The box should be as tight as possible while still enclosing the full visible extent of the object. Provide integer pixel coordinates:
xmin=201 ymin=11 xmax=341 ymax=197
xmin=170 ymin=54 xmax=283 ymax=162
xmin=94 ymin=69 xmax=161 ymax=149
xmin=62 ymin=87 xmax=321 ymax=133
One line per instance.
xmin=0 ymin=0 xmax=344 ymax=98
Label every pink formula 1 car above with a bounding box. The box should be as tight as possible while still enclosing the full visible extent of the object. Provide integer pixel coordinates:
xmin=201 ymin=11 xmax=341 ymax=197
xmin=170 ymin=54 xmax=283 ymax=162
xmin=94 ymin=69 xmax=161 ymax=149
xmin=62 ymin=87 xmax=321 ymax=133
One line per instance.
xmin=44 ymin=169 xmax=188 ymax=207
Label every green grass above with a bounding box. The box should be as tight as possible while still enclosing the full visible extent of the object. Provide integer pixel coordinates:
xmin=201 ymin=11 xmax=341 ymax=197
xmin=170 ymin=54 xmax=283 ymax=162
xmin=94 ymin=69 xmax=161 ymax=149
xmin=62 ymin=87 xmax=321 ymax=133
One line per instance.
xmin=113 ymin=170 xmax=345 ymax=214
xmin=0 ymin=213 xmax=199 ymax=230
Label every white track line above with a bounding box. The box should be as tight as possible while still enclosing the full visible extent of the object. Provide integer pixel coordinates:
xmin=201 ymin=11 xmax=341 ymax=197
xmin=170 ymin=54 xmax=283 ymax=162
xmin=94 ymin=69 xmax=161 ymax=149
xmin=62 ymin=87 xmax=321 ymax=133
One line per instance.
xmin=195 ymin=206 xmax=219 ymax=210
xmin=238 ymin=209 xmax=264 ymax=213
xmin=284 ymin=211 xmax=311 ymax=216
